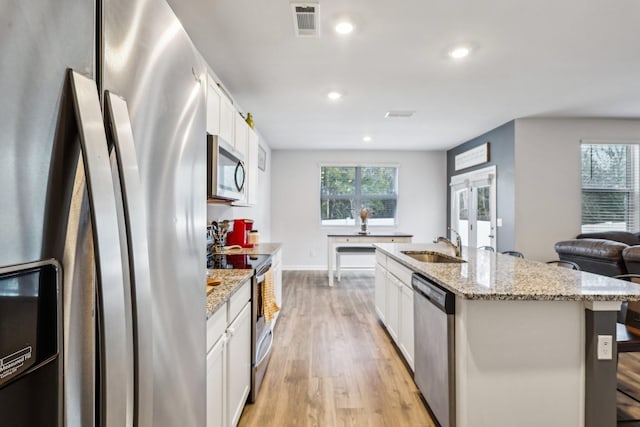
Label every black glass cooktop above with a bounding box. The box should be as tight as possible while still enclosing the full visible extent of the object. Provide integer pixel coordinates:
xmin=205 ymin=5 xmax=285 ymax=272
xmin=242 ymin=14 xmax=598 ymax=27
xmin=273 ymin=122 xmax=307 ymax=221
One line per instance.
xmin=206 ymin=253 xmax=271 ymax=272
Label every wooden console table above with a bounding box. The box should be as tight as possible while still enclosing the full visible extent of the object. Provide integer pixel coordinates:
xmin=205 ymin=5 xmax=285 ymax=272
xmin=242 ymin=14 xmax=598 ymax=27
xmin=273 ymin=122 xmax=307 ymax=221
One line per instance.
xmin=326 ymin=232 xmax=413 ymax=286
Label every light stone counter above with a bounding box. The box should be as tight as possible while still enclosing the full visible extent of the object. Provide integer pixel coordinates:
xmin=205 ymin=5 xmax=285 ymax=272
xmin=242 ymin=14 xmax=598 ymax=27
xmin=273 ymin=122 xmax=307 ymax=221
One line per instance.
xmin=376 ymin=242 xmax=640 ymax=301
xmin=206 ymin=269 xmax=252 ymax=318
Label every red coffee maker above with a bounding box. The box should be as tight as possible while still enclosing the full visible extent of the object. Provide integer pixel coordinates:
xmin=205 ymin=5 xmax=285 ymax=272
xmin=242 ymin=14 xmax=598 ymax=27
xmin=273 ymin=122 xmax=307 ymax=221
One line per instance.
xmin=226 ymin=219 xmax=255 ymax=248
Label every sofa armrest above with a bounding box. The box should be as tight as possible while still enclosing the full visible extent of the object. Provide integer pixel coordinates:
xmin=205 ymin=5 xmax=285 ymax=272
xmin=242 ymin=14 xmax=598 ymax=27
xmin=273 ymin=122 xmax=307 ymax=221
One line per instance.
xmin=623 ymin=246 xmax=640 ymax=274
xmin=555 ymin=239 xmax=628 ymax=276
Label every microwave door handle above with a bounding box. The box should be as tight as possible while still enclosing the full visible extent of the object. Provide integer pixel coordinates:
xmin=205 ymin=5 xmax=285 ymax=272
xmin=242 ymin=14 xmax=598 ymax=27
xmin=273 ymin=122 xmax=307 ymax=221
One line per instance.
xmin=234 ymin=161 xmax=246 ymax=192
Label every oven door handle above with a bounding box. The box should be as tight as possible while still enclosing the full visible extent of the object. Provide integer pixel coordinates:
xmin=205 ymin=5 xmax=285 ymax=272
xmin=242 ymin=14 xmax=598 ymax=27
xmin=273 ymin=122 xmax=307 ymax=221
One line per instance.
xmin=256 ymin=269 xmax=270 ymax=283
xmin=255 ymin=329 xmax=274 ymax=368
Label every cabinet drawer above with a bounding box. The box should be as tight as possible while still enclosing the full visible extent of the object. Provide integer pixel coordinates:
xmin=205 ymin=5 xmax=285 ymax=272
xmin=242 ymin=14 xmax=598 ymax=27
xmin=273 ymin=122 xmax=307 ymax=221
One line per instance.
xmin=375 ymin=250 xmax=387 ymax=268
xmin=229 ymin=279 xmax=251 ymax=323
xmin=387 ymin=258 xmax=412 ymax=287
xmin=207 ymin=304 xmax=227 ymax=353
xmin=377 ymin=236 xmax=412 ymax=243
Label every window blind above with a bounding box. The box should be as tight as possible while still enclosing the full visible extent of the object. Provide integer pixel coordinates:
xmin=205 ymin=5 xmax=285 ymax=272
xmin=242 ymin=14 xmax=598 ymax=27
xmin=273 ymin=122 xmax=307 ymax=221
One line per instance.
xmin=581 ymin=143 xmax=640 ymax=233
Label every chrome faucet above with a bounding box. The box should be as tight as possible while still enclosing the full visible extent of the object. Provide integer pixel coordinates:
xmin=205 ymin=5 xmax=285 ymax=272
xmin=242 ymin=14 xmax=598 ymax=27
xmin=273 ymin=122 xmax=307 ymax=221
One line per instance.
xmin=433 ymin=227 xmax=462 ymax=257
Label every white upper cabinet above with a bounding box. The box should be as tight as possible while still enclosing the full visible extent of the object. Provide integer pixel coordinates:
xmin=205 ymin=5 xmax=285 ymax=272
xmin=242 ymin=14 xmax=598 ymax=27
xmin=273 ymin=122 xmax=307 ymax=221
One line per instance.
xmin=219 ymin=92 xmax=235 ymax=145
xmin=206 ymin=74 xmax=221 ymax=135
xmin=246 ymin=128 xmax=259 ymax=206
xmin=206 ymin=70 xmax=262 ymax=207
xmin=234 ymin=112 xmax=249 ymax=160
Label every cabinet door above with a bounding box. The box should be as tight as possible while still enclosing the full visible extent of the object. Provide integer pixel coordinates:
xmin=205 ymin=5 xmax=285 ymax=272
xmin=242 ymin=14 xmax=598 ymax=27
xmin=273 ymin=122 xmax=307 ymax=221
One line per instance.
xmin=227 ymin=302 xmax=252 ymax=427
xmin=206 ymin=76 xmax=221 ymax=135
xmin=399 ymin=283 xmax=415 ymax=371
xmin=206 ymin=336 xmax=226 ymax=427
xmin=234 ymin=113 xmax=249 ymax=159
xmin=246 ymin=128 xmax=259 ymax=206
xmin=219 ymin=95 xmax=235 ymax=145
xmin=374 ymin=264 xmax=386 ymax=321
xmin=385 ymin=272 xmax=400 ymax=342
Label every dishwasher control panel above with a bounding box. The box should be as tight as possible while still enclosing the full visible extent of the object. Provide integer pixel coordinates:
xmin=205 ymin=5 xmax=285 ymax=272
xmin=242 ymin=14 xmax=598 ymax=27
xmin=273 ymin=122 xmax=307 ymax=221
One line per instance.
xmin=412 ymin=273 xmax=455 ymax=314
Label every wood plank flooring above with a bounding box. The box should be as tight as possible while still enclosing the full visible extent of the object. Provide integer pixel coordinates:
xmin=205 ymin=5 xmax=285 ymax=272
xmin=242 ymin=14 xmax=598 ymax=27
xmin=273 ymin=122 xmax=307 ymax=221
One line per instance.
xmin=238 ymin=270 xmax=435 ymax=427
xmin=238 ymin=270 xmax=640 ymax=426
xmin=618 ymin=353 xmax=640 ymax=425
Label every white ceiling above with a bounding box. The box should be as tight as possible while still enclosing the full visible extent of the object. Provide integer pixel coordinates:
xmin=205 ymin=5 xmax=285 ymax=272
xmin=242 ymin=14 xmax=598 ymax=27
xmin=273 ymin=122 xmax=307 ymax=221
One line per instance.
xmin=167 ymin=0 xmax=640 ymax=151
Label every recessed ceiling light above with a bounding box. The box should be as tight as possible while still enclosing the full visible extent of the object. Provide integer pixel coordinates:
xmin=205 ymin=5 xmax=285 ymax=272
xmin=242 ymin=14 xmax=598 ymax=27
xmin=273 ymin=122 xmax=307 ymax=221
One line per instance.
xmin=363 ymin=136 xmax=372 ymax=142
xmin=327 ymin=91 xmax=342 ymax=100
xmin=449 ymin=46 xmax=471 ymax=59
xmin=335 ymin=21 xmax=354 ymax=35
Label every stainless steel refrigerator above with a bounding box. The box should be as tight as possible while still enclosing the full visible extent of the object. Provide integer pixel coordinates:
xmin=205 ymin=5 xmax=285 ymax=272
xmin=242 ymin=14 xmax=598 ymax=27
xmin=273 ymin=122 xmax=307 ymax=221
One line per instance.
xmin=0 ymin=0 xmax=206 ymax=426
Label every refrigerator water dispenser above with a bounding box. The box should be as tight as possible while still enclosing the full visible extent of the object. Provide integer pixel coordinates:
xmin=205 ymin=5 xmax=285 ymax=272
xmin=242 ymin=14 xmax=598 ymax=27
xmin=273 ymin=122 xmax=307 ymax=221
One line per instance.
xmin=0 ymin=260 xmax=61 ymax=426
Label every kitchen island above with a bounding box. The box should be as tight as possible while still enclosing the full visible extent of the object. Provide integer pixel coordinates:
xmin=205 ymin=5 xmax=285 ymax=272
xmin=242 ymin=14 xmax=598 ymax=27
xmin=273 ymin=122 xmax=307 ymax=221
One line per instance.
xmin=375 ymin=242 xmax=640 ymax=427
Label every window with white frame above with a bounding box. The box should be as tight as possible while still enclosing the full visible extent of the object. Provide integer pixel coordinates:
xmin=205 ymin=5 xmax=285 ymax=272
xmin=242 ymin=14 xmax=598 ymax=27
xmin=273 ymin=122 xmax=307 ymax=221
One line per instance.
xmin=320 ymin=165 xmax=398 ymax=226
xmin=581 ymin=143 xmax=640 ymax=232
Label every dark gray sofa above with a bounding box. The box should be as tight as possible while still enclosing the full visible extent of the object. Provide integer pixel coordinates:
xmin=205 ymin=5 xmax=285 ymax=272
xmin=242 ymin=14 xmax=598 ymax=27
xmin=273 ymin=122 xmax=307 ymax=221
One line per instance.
xmin=554 ymin=231 xmax=640 ymax=276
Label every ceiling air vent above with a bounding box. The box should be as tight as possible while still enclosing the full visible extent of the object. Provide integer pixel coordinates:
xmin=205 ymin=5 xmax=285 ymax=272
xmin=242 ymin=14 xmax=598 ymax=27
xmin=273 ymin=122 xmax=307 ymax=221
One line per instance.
xmin=291 ymin=3 xmax=320 ymax=37
xmin=385 ymin=110 xmax=415 ymax=118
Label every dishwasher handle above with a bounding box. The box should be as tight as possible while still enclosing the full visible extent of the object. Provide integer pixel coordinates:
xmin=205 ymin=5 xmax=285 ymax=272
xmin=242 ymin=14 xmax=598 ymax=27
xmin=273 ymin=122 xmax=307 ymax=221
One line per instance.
xmin=412 ymin=273 xmax=455 ymax=314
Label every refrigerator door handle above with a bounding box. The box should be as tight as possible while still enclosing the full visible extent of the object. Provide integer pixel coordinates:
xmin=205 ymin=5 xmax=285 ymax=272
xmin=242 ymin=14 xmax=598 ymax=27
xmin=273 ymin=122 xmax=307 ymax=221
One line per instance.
xmin=104 ymin=91 xmax=153 ymax=427
xmin=69 ymin=70 xmax=133 ymax=427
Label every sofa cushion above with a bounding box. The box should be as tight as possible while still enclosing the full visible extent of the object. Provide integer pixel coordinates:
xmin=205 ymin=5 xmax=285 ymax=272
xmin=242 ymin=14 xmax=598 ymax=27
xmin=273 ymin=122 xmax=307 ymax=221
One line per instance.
xmin=577 ymin=231 xmax=640 ymax=246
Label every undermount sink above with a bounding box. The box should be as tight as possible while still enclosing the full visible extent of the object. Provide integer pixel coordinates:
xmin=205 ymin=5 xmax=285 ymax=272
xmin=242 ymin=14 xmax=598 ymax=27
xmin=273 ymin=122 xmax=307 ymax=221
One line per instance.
xmin=401 ymin=250 xmax=466 ymax=264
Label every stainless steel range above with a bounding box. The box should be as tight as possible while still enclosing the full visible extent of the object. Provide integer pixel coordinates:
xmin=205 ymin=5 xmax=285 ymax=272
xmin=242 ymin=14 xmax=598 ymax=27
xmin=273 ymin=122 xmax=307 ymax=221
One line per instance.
xmin=207 ymin=253 xmax=274 ymax=402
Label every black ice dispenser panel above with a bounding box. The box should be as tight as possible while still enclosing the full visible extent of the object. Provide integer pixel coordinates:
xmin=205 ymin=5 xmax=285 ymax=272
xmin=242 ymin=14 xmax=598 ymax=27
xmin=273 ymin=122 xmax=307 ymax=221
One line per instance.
xmin=0 ymin=260 xmax=61 ymax=426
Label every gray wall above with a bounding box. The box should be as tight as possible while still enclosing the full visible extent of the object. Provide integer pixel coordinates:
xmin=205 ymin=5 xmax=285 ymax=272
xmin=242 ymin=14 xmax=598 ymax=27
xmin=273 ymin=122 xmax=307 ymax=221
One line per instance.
xmin=514 ymin=118 xmax=640 ymax=261
xmin=447 ymin=121 xmax=515 ymax=252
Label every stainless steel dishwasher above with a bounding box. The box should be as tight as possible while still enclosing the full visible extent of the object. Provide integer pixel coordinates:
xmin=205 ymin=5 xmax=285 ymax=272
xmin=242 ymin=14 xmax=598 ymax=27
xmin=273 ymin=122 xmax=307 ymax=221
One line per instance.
xmin=412 ymin=273 xmax=456 ymax=427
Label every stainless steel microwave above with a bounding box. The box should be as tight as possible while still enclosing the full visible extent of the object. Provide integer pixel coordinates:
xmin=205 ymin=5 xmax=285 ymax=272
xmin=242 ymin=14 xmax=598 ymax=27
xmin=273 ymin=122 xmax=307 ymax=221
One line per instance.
xmin=207 ymin=134 xmax=246 ymax=201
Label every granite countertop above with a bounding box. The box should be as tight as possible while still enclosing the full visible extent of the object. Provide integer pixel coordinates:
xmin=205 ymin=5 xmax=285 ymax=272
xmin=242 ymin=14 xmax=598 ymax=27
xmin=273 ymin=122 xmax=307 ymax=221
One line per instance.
xmin=206 ymin=269 xmax=253 ymax=318
xmin=376 ymin=242 xmax=640 ymax=302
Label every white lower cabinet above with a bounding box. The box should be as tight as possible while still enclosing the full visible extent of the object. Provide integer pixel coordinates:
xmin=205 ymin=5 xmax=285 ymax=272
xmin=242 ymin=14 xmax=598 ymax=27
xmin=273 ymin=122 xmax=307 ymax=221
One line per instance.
xmin=227 ymin=303 xmax=252 ymax=427
xmin=375 ymin=251 xmax=415 ymax=371
xmin=385 ymin=272 xmax=400 ymax=342
xmin=399 ymin=283 xmax=415 ymax=370
xmin=207 ymin=279 xmax=252 ymax=427
xmin=206 ymin=335 xmax=226 ymax=427
xmin=374 ymin=263 xmax=386 ymax=321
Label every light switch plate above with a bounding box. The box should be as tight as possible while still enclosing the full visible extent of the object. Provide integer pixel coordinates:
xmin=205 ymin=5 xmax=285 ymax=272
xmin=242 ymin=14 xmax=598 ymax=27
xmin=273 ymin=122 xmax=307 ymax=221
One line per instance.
xmin=597 ymin=335 xmax=613 ymax=360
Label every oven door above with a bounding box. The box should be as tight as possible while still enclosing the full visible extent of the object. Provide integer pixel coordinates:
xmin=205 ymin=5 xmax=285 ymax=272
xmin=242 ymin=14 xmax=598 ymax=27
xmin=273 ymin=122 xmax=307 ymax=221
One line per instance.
xmin=250 ymin=265 xmax=274 ymax=403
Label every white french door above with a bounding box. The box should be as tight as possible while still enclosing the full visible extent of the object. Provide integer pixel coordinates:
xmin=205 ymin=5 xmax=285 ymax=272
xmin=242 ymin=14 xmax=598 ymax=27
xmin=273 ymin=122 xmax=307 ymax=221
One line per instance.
xmin=450 ymin=166 xmax=497 ymax=250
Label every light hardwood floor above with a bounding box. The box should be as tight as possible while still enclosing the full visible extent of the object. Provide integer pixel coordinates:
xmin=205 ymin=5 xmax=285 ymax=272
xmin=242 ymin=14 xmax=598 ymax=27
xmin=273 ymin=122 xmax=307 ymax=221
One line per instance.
xmin=618 ymin=353 xmax=640 ymax=425
xmin=239 ymin=270 xmax=435 ymax=427
xmin=238 ymin=270 xmax=640 ymax=426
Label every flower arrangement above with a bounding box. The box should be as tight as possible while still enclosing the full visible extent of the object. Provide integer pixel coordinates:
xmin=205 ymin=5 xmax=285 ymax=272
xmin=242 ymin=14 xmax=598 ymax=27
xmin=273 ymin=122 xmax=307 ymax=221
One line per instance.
xmin=359 ymin=208 xmax=373 ymax=222
xmin=359 ymin=208 xmax=373 ymax=234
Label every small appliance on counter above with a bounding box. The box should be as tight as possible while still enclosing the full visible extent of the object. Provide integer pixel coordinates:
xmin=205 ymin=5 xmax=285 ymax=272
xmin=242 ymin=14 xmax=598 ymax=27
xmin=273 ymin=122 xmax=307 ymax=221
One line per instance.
xmin=226 ymin=219 xmax=256 ymax=248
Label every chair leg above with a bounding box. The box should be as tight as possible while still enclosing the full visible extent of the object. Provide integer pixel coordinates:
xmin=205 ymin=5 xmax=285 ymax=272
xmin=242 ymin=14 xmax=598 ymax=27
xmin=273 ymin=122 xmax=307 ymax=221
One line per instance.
xmin=337 ymin=253 xmax=341 ymax=282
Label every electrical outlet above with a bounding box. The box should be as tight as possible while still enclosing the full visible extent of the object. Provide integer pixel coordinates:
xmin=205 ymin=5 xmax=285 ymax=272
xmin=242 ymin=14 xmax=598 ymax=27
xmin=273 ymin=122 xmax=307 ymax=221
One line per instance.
xmin=597 ymin=335 xmax=613 ymax=360
xmin=309 ymin=251 xmax=317 ymax=258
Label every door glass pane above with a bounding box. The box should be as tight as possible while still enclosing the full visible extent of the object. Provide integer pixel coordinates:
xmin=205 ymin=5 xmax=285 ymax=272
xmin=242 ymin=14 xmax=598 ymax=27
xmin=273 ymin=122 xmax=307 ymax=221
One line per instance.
xmin=453 ymin=188 xmax=469 ymax=246
xmin=476 ymin=185 xmax=492 ymax=248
